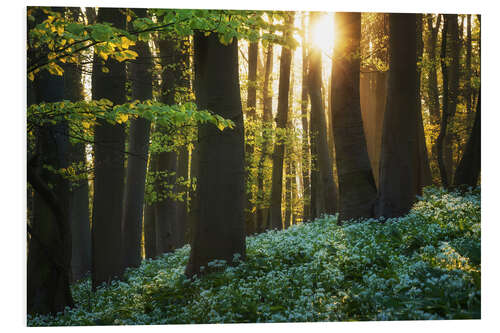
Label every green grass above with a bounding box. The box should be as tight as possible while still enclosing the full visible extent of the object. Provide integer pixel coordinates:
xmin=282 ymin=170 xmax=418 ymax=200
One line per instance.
xmin=28 ymin=187 xmax=481 ymax=326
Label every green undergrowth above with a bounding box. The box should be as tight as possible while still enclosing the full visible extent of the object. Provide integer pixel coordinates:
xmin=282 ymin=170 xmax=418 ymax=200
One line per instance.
xmin=28 ymin=187 xmax=481 ymax=326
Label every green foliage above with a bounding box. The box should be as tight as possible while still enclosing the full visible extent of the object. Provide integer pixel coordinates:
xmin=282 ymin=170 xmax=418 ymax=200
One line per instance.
xmin=27 ymin=188 xmax=480 ymax=325
xmin=27 ymin=7 xmax=139 ymax=79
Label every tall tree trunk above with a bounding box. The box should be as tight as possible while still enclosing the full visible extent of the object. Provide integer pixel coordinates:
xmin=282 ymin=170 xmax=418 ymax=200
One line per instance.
xmin=465 ymin=15 xmax=472 ymax=116
xmin=154 ymin=36 xmax=186 ymax=254
xmin=437 ymin=14 xmax=460 ymax=188
xmin=308 ymin=12 xmax=338 ymax=219
xmin=300 ymin=13 xmax=311 ymax=222
xmin=446 ymin=14 xmax=460 ymax=184
xmin=331 ymin=12 xmax=376 ymax=221
xmin=425 ymin=14 xmax=442 ymax=182
xmin=256 ymin=37 xmax=274 ymax=232
xmin=122 ymin=8 xmax=152 ymax=268
xmin=91 ymin=7 xmax=127 ymax=289
xmin=63 ymin=7 xmax=91 ymax=282
xmin=244 ymin=39 xmax=259 ymax=234
xmin=454 ymin=17 xmax=480 ymax=188
xmin=425 ymin=14 xmax=442 ymax=124
xmin=415 ymin=14 xmax=433 ymax=187
xmin=270 ymin=12 xmax=295 ymax=230
xmin=185 ymin=32 xmax=246 ymax=277
xmin=377 ymin=13 xmax=423 ymax=218
xmin=27 ymin=69 xmax=74 ymax=315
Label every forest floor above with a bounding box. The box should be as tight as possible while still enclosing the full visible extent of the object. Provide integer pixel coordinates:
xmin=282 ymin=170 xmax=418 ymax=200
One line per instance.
xmin=28 ymin=187 xmax=481 ymax=326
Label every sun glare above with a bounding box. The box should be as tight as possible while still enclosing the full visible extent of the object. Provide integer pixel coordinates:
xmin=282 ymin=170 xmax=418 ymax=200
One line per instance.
xmin=311 ymin=13 xmax=335 ymax=56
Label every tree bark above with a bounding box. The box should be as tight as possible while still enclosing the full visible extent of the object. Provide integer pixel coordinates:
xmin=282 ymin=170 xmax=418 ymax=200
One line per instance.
xmin=331 ymin=12 xmax=376 ymax=221
xmin=453 ymin=93 xmax=480 ymax=187
xmin=415 ymin=14 xmax=433 ymax=187
xmin=61 ymin=7 xmax=91 ymax=282
xmin=244 ymin=39 xmax=259 ymax=234
xmin=437 ymin=14 xmax=459 ymax=188
xmin=377 ymin=13 xmax=423 ymax=218
xmin=308 ymin=36 xmax=338 ymax=217
xmin=28 ymin=35 xmax=74 ymax=313
xmin=454 ymin=17 xmax=480 ymax=188
xmin=446 ymin=14 xmax=460 ymax=184
xmin=256 ymin=36 xmax=274 ymax=232
xmin=300 ymin=13 xmax=311 ymax=222
xmin=154 ymin=35 xmax=188 ymax=254
xmin=185 ymin=32 xmax=246 ymax=277
xmin=270 ymin=12 xmax=295 ymax=230
xmin=122 ymin=8 xmax=152 ymax=268
xmin=91 ymin=7 xmax=127 ymax=289
xmin=425 ymin=14 xmax=442 ymax=125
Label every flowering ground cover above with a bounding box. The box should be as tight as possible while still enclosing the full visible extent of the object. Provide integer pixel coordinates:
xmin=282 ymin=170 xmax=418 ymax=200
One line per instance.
xmin=28 ymin=187 xmax=480 ymax=326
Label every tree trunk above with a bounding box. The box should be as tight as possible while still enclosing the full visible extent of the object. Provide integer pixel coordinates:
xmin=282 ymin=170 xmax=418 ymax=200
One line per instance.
xmin=453 ymin=93 xmax=480 ymax=187
xmin=454 ymin=17 xmax=480 ymax=188
xmin=309 ymin=13 xmax=339 ymax=220
xmin=122 ymin=8 xmax=152 ymax=268
xmin=244 ymin=39 xmax=259 ymax=234
xmin=446 ymin=14 xmax=460 ymax=184
xmin=425 ymin=14 xmax=442 ymax=125
xmin=62 ymin=7 xmax=91 ymax=282
xmin=270 ymin=12 xmax=295 ymax=230
xmin=256 ymin=37 xmax=274 ymax=232
xmin=300 ymin=13 xmax=311 ymax=222
xmin=437 ymin=14 xmax=460 ymax=188
xmin=331 ymin=12 xmax=376 ymax=221
xmin=91 ymin=7 xmax=127 ymax=289
xmin=154 ymin=36 xmax=188 ymax=254
xmin=415 ymin=14 xmax=433 ymax=187
xmin=377 ymin=13 xmax=423 ymax=218
xmin=425 ymin=14 xmax=442 ymax=182
xmin=28 ymin=61 xmax=74 ymax=314
xmin=465 ymin=14 xmax=472 ymax=116
xmin=185 ymin=32 xmax=246 ymax=277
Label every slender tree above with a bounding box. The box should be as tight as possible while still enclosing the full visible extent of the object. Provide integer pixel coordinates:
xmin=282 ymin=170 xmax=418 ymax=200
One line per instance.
xmin=377 ymin=13 xmax=425 ymax=218
xmin=415 ymin=14 xmax=433 ymax=187
xmin=437 ymin=14 xmax=460 ymax=188
xmin=300 ymin=12 xmax=311 ymax=221
xmin=63 ymin=7 xmax=91 ymax=282
xmin=255 ymin=33 xmax=274 ymax=232
xmin=122 ymin=8 xmax=153 ymax=269
xmin=310 ymin=12 xmax=340 ymax=218
xmin=425 ymin=14 xmax=442 ymax=124
xmin=244 ymin=37 xmax=259 ymax=234
xmin=269 ymin=12 xmax=295 ymax=230
xmin=154 ymin=35 xmax=183 ymax=254
xmin=331 ymin=12 xmax=376 ymax=220
xmin=186 ymin=32 xmax=246 ymax=276
xmin=454 ymin=17 xmax=480 ymax=187
xmin=91 ymin=7 xmax=127 ymax=289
